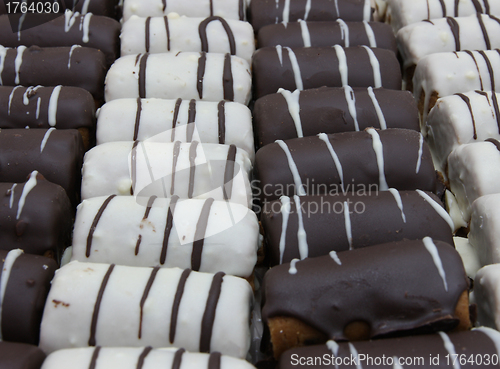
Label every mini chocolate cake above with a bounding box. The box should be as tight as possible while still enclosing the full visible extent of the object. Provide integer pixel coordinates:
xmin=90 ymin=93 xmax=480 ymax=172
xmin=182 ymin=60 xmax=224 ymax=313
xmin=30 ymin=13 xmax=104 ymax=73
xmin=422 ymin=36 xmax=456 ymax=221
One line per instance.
xmin=253 ymin=87 xmax=419 ymax=147
xmin=0 ymin=0 xmax=119 ymax=17
xmin=0 ymin=128 xmax=84 ymax=206
xmin=252 ymin=46 xmax=401 ymax=99
xmin=0 ymin=341 xmax=45 ymax=369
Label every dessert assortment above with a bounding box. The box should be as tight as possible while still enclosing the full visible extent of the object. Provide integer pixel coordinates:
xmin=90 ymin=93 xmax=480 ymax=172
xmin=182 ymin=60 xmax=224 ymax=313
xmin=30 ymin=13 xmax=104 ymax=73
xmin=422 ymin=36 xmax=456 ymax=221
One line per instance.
xmin=3 ymin=0 xmax=500 ymax=367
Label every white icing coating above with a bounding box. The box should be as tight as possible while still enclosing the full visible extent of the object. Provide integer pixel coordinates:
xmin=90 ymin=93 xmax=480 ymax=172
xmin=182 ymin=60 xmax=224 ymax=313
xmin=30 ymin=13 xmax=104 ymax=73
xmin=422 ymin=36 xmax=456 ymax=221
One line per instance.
xmin=304 ymin=0 xmax=311 ymax=20
xmin=40 ymin=128 xmax=56 ymax=153
xmin=366 ymin=128 xmax=389 ymax=191
xmin=362 ymin=46 xmax=381 ymax=88
xmin=16 ymin=171 xmax=38 ymax=220
xmin=343 ymin=86 xmax=360 ymax=131
xmin=278 ymin=89 xmax=303 ymax=137
xmin=363 ymin=21 xmax=377 ymax=48
xmin=8 ymin=184 xmax=17 ymax=209
xmin=48 ymin=86 xmax=62 ymax=127
xmin=36 ymin=97 xmax=41 ymax=119
xmin=329 ymin=250 xmax=342 ymax=265
xmin=288 ymin=258 xmax=299 ymax=274
xmin=416 ymin=133 xmax=424 ymax=173
xmin=336 ymin=19 xmax=350 ymax=47
xmin=367 ymin=86 xmax=386 ymax=129
xmin=64 ymin=10 xmax=78 ymax=32
xmin=68 ymin=45 xmax=81 ymax=68
xmin=348 ymin=343 xmax=363 ymax=369
xmin=317 ymin=133 xmax=344 ymax=190
xmin=334 ymin=45 xmax=348 ymax=86
xmin=388 ymin=188 xmax=406 ymax=223
xmin=294 ymin=195 xmax=308 ymax=259
xmin=469 ymin=194 xmax=500 ymax=266
xmin=0 ymin=249 xmax=24 ymax=341
xmin=279 ymin=196 xmax=291 ymax=264
xmin=276 ymin=45 xmax=283 ymax=66
xmin=422 ymin=237 xmax=448 ymax=292
xmin=23 ymin=85 xmax=41 ymax=105
xmin=438 ymin=332 xmax=460 ymax=369
xmin=14 ymin=45 xmax=26 ymax=85
xmin=282 ymin=0 xmax=291 ymax=24
xmin=298 ymin=20 xmax=311 ymax=47
xmin=474 ymin=264 xmax=500 ymax=329
xmin=344 ymin=201 xmax=353 ymax=250
xmin=275 ymin=140 xmax=306 ymax=196
xmin=284 ymin=47 xmax=303 ymax=90
xmin=0 ymin=46 xmax=7 ymax=85
xmin=81 ymin=13 xmax=92 ymax=43
xmin=8 ymin=86 xmax=21 ymax=115
xmin=416 ymin=190 xmax=455 ymax=231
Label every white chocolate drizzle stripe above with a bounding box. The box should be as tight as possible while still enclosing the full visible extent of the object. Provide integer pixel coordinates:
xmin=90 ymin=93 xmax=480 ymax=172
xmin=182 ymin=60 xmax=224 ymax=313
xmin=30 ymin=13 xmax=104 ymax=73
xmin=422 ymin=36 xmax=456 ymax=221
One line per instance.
xmin=36 ymin=97 xmax=41 ymax=119
xmin=416 ymin=133 xmax=424 ymax=173
xmin=276 ymin=140 xmax=306 ymax=195
xmin=363 ymin=21 xmax=377 ymax=48
xmin=362 ymin=46 xmax=382 ymax=88
xmin=416 ymin=190 xmax=454 ymax=231
xmin=329 ymin=250 xmax=342 ymax=265
xmin=282 ymin=0 xmax=290 ymax=24
xmin=327 ymin=340 xmax=340 ymax=369
xmin=82 ymin=13 xmax=92 ymax=43
xmin=278 ymin=88 xmax=303 ymax=137
xmin=304 ymin=0 xmax=311 ymax=19
xmin=279 ymin=196 xmax=291 ymax=264
xmin=474 ymin=327 xmax=500 ymax=357
xmin=343 ymin=86 xmax=359 ymax=131
xmin=334 ymin=45 xmax=348 ymax=87
xmin=0 ymin=47 xmax=7 ymax=85
xmin=294 ymin=195 xmax=308 ymax=259
xmin=284 ymin=47 xmax=303 ymax=90
xmin=8 ymin=184 xmax=17 ymax=209
xmin=0 ymin=249 xmax=24 ymax=341
xmin=288 ymin=258 xmax=299 ymax=274
xmin=349 ymin=343 xmax=363 ymax=369
xmin=64 ymin=10 xmax=78 ymax=32
xmin=81 ymin=0 xmax=91 ymax=14
xmin=276 ymin=45 xmax=283 ymax=66
xmin=363 ymin=0 xmax=371 ymax=21
xmin=48 ymin=86 xmax=62 ymax=127
xmin=393 ymin=357 xmax=403 ymax=369
xmin=14 ymin=46 xmax=26 ymax=85
xmin=40 ymin=128 xmax=56 ymax=153
xmin=388 ymin=188 xmax=406 ymax=223
xmin=366 ymin=128 xmax=389 ymax=191
xmin=318 ymin=133 xmax=344 ymax=191
xmin=367 ymin=87 xmax=387 ymax=129
xmin=298 ymin=20 xmax=311 ymax=47
xmin=422 ymin=237 xmax=448 ymax=292
xmin=68 ymin=45 xmax=81 ymax=68
xmin=438 ymin=332 xmax=460 ymax=369
xmin=23 ymin=85 xmax=41 ymax=105
xmin=344 ymin=201 xmax=353 ymax=250
xmin=336 ymin=19 xmax=350 ymax=47
xmin=8 ymin=86 xmax=21 ymax=115
xmin=17 ymin=10 xmax=26 ymax=41
xmin=17 ymin=171 xmax=38 ymax=220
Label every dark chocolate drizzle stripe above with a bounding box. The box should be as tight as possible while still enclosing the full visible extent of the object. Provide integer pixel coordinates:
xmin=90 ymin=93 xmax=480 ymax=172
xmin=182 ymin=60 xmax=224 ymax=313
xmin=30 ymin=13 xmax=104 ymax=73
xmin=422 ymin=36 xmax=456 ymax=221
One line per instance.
xmin=222 ymin=53 xmax=234 ymax=101
xmin=172 ymin=348 xmax=185 ymax=369
xmin=162 ymin=0 xmax=166 ymax=11
xmin=477 ymin=51 xmax=500 ymax=131
xmin=188 ymin=141 xmax=199 ymax=198
xmin=477 ymin=13 xmax=491 ymax=49
xmin=145 ymin=17 xmax=152 ymax=53
xmin=455 ymin=93 xmax=477 ymax=139
xmin=489 ymin=14 xmax=500 ymax=27
xmin=89 ymin=264 xmax=115 ymax=346
xmin=191 ymin=198 xmax=215 ymax=271
xmin=208 ymin=352 xmax=221 ymax=369
xmin=171 ymin=142 xmax=181 ymax=195
xmin=217 ymin=100 xmax=226 ymax=144
xmin=136 ymin=346 xmax=153 ymax=369
xmin=200 ymin=271 xmax=225 ymax=353
xmin=131 ymin=140 xmax=140 ymax=195
xmin=138 ymin=266 xmax=160 ymax=339
xmin=422 ymin=19 xmax=434 ymax=24
xmin=135 ymin=54 xmax=141 ymax=65
xmin=197 ymin=52 xmax=207 ymax=99
xmin=171 ymin=98 xmax=182 ymax=141
xmin=223 ymin=145 xmax=237 ymax=200
xmin=238 ymin=0 xmax=244 ymax=20
xmin=426 ymin=0 xmax=430 ymax=19
xmin=138 ymin=53 xmax=149 ymax=99
xmin=133 ymin=98 xmax=142 ymax=141
xmin=209 ymin=0 xmax=213 ymax=16
xmin=160 ymin=195 xmax=179 ymax=265
xmin=438 ymin=0 xmax=446 ymax=16
xmin=164 ymin=16 xmax=171 ymax=51
xmin=485 ymin=0 xmax=490 ymax=14
xmin=135 ymin=235 xmax=143 ymax=255
xmin=135 ymin=196 xmax=157 ymax=255
xmin=454 ymin=0 xmax=459 ymax=17
xmin=464 ymin=50 xmax=484 ymax=90
xmin=199 ymin=16 xmax=236 ymax=55
xmin=446 ymin=17 xmax=460 ymax=51
xmin=486 ymin=138 xmax=500 ymax=152
xmin=88 ymin=346 xmax=101 ymax=369
xmin=492 ymin=94 xmax=500 ymax=133
xmin=472 ymin=0 xmax=484 ymax=12
xmin=187 ymin=99 xmax=197 ymax=141
xmin=169 ymin=268 xmax=191 ymax=343
xmin=86 ymin=195 xmax=116 ymax=257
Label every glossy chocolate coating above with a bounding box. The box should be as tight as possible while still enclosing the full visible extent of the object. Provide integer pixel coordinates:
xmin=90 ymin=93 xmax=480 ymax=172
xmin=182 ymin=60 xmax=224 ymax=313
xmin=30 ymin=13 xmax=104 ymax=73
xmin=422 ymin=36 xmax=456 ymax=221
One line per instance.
xmin=262 ymin=191 xmax=454 ymax=266
xmin=0 ymin=342 xmax=45 ymax=369
xmin=0 ymin=45 xmax=106 ymax=100
xmin=262 ymin=239 xmax=469 ymax=341
xmin=279 ymin=330 xmax=500 ymax=368
xmin=253 ymin=87 xmax=419 ymax=147
xmin=0 ymin=0 xmax=118 ymax=17
xmin=0 ymin=250 xmax=57 ymax=344
xmin=0 ymin=128 xmax=84 ymax=205
xmin=0 ymin=174 xmax=72 ymax=256
xmin=0 ymin=13 xmax=120 ymax=66
xmin=254 ymin=129 xmax=437 ymax=202
xmin=249 ymin=0 xmax=372 ymax=32
xmin=252 ymin=46 xmax=401 ymax=99
xmin=257 ymin=21 xmax=396 ymax=52
xmin=0 ymin=86 xmax=95 ymax=130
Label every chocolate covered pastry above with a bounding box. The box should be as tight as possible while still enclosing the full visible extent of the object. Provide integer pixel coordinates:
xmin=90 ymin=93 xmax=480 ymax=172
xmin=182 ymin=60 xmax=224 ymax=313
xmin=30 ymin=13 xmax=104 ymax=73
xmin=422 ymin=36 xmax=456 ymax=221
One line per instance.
xmin=121 ymin=14 xmax=255 ymax=63
xmin=81 ymin=141 xmax=252 ymax=207
xmin=0 ymin=0 xmax=119 ymax=17
xmin=469 ymin=194 xmax=500 ymax=266
xmin=279 ymin=328 xmax=500 ymax=368
xmin=105 ymin=52 xmax=251 ymax=104
xmin=39 ymin=262 xmax=253 ymax=358
xmin=0 ymin=11 xmax=120 ymax=66
xmin=257 ymin=20 xmax=396 ymax=52
xmin=474 ymin=263 xmax=500 ymax=329
xmin=262 ymin=238 xmax=471 ymax=358
xmin=0 ymin=342 xmax=45 ymax=369
xmin=0 ymin=45 xmax=107 ymax=100
xmin=254 ymin=129 xmax=437 ymax=203
xmin=261 ymin=191 xmax=454 ymax=266
xmin=0 ymin=249 xmax=57 ymax=345
xmin=96 ymin=98 xmax=254 ymax=159
xmin=0 ymin=86 xmax=95 ymax=148
xmin=1 ymin=172 xmax=72 ymax=257
xmin=70 ymin=196 xmax=259 ymax=278
xmin=253 ymin=87 xmax=419 ymax=147
xmin=41 ymin=347 xmax=257 ymax=369
xmin=0 ymin=128 xmax=84 ymax=205
xmin=252 ymin=46 xmax=401 ymax=99
xmin=249 ymin=0 xmax=373 ymax=32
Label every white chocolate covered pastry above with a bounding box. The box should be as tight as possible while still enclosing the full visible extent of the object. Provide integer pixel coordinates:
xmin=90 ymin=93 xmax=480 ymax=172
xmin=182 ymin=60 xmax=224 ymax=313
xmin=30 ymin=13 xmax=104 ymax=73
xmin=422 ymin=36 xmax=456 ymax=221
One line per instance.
xmin=39 ymin=262 xmax=253 ymax=358
xmin=122 ymin=0 xmax=246 ymax=22
xmin=104 ymin=52 xmax=252 ymax=104
xmin=41 ymin=347 xmax=256 ymax=369
xmin=70 ymin=196 xmax=259 ymax=277
xmin=425 ymin=91 xmax=500 ymax=173
xmin=81 ymin=141 xmax=252 ymax=208
xmin=121 ymin=15 xmax=255 ymax=63
xmin=474 ymin=263 xmax=500 ymax=329
xmin=469 ymin=194 xmax=500 ymax=267
xmin=96 ymin=98 xmax=254 ymax=159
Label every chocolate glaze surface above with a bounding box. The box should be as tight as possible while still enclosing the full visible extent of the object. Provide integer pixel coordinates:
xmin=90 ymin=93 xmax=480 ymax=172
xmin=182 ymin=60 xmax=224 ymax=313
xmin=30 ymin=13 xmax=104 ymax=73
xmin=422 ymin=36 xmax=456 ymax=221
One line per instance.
xmin=0 ymin=341 xmax=46 ymax=369
xmin=253 ymin=87 xmax=419 ymax=147
xmin=252 ymin=46 xmax=401 ymax=99
xmin=262 ymin=239 xmax=469 ymax=341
